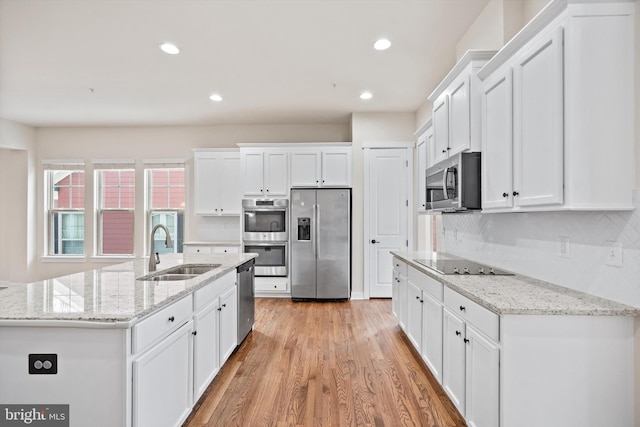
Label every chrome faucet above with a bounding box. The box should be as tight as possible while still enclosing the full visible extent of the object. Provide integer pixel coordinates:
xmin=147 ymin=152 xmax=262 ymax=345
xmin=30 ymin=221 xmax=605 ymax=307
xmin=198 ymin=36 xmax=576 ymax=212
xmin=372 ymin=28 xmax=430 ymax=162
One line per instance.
xmin=149 ymin=224 xmax=173 ymax=272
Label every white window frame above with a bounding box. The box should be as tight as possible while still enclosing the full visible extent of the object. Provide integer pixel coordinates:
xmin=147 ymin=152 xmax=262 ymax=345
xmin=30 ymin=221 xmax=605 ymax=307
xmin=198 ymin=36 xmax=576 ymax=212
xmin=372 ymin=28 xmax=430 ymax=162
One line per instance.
xmin=44 ymin=164 xmax=86 ymax=258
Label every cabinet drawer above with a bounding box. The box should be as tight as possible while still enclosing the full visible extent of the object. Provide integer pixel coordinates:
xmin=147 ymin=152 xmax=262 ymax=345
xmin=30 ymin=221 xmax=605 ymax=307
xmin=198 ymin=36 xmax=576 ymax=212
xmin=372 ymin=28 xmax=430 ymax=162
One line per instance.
xmin=132 ymin=295 xmax=193 ymax=354
xmin=183 ymin=246 xmax=212 ymax=254
xmin=194 ymin=271 xmax=236 ymax=312
xmin=392 ymin=257 xmax=408 ymax=277
xmin=408 ymin=266 xmax=443 ymax=301
xmin=444 ymin=287 xmax=499 ymax=341
xmin=255 ymin=281 xmax=287 ymax=292
xmin=213 ymin=246 xmax=240 ymax=254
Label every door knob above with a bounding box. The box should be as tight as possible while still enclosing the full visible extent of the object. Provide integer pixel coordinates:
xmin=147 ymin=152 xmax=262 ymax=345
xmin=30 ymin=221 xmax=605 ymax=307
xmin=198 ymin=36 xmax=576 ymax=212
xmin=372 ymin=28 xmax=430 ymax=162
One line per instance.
xmin=371 ymin=239 xmax=379 ymax=244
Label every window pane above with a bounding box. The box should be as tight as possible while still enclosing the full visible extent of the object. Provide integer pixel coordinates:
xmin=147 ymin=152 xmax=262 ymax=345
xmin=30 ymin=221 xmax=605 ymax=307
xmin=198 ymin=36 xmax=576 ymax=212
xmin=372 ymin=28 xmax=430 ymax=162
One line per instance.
xmin=51 ymin=212 xmax=84 ymax=255
xmin=101 ymin=211 xmax=134 ymax=255
xmin=149 ymin=168 xmax=184 ymax=209
xmin=150 ymin=212 xmax=183 ymax=253
xmin=52 ymin=171 xmax=85 ymax=209
xmin=98 ymin=169 xmax=135 ymax=209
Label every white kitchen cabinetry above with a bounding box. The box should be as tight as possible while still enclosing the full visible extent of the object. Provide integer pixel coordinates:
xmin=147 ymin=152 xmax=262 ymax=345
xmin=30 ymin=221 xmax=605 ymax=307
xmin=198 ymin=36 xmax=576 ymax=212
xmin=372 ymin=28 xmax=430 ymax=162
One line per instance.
xmin=133 ymin=319 xmax=194 ymax=427
xmin=406 ymin=279 xmax=423 ymax=350
xmin=183 ymin=243 xmax=240 ymax=255
xmin=241 ymin=149 xmax=289 ymax=197
xmin=442 ymin=288 xmax=500 ymax=427
xmin=428 ymin=51 xmax=496 ymax=166
xmin=290 ymin=145 xmax=351 ymax=187
xmin=392 ymin=257 xmax=408 ymax=332
xmin=479 ymin=0 xmax=635 ymax=212
xmin=218 ymin=285 xmax=238 ymax=363
xmin=415 ymin=121 xmax=432 ymax=212
xmin=194 ymin=150 xmax=242 ymax=215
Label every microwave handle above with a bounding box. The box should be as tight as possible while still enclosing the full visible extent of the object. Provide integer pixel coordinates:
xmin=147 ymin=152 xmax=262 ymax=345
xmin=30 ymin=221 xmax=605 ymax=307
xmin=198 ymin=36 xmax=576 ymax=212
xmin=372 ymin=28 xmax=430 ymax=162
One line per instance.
xmin=442 ymin=166 xmax=449 ymax=199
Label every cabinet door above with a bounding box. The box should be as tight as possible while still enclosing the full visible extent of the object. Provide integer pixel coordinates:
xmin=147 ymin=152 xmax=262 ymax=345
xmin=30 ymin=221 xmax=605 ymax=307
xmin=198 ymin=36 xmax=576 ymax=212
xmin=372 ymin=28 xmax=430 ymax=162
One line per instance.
xmin=194 ymin=153 xmax=219 ymax=214
xmin=193 ymin=303 xmax=219 ymax=401
xmin=218 ymin=286 xmax=237 ymax=364
xmin=290 ymin=151 xmax=320 ymax=187
xmin=217 ymin=152 xmax=242 ymax=214
xmin=133 ymin=321 xmax=193 ymax=427
xmin=416 ymin=132 xmax=428 ymax=211
xmin=406 ymin=280 xmax=423 ymax=351
xmin=425 ymin=126 xmax=435 ymax=168
xmin=398 ymin=274 xmax=408 ymax=332
xmin=513 ymin=27 xmax=564 ymax=208
xmin=321 ymin=149 xmax=351 ymax=187
xmin=242 ymin=151 xmax=265 ymax=196
xmin=392 ymin=270 xmax=400 ymax=318
xmin=442 ymin=309 xmax=466 ymax=416
xmin=264 ymin=151 xmax=288 ymax=196
xmin=448 ymin=73 xmax=471 ymax=156
xmin=465 ymin=326 xmax=500 ymax=427
xmin=482 ymin=69 xmax=514 ymax=210
xmin=421 ymin=292 xmax=443 ymax=383
xmin=432 ymin=94 xmax=450 ymax=165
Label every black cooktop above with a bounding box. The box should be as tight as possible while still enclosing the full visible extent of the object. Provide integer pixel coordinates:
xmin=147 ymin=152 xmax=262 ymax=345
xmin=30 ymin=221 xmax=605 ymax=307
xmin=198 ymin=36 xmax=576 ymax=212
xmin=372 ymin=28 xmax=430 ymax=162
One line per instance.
xmin=414 ymin=258 xmax=513 ymax=276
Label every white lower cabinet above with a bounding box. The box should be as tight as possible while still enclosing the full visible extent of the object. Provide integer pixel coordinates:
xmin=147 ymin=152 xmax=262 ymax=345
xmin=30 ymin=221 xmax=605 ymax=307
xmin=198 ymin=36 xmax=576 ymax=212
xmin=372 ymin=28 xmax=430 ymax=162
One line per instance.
xmin=392 ymin=257 xmax=409 ymax=332
xmin=132 ymin=271 xmax=238 ymax=427
xmin=193 ymin=302 xmax=220 ymax=400
xmin=465 ymin=325 xmax=500 ymax=427
xmin=406 ymin=280 xmax=423 ymax=350
xmin=442 ymin=309 xmax=467 ymax=414
xmin=421 ymin=292 xmax=443 ymax=382
xmin=133 ymin=320 xmax=194 ymax=427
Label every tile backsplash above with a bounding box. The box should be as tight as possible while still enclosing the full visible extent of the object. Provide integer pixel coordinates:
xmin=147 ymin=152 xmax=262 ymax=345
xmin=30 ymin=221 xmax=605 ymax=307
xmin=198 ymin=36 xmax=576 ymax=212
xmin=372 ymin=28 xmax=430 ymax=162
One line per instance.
xmin=442 ymin=190 xmax=640 ymax=308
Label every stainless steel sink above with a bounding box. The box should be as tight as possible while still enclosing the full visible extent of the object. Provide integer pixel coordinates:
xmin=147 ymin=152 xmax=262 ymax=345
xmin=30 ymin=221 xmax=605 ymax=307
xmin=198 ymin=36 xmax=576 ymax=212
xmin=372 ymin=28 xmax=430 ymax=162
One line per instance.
xmin=148 ymin=274 xmax=199 ymax=281
xmin=137 ymin=264 xmax=221 ymax=282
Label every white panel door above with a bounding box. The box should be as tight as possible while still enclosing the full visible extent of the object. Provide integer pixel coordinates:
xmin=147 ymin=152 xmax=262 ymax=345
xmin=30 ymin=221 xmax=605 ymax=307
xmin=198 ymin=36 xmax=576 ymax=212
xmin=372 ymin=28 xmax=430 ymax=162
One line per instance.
xmin=513 ymin=27 xmax=564 ymax=208
xmin=432 ymin=95 xmax=450 ymax=165
xmin=482 ymin=68 xmax=514 ymax=210
xmin=367 ymin=148 xmax=408 ymax=298
xmin=465 ymin=326 xmax=500 ymax=427
xmin=442 ymin=308 xmax=466 ymax=416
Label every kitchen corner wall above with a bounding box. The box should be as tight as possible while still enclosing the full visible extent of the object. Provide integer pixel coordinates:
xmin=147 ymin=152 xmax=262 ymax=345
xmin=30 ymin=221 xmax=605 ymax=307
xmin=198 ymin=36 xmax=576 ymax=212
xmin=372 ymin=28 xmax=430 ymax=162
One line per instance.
xmin=442 ymin=190 xmax=640 ymax=309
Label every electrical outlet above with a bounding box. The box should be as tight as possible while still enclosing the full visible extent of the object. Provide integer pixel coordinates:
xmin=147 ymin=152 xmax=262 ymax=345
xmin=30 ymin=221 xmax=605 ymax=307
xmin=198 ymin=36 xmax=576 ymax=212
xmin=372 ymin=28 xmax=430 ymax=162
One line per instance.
xmin=558 ymin=236 xmax=570 ymax=258
xmin=29 ymin=354 xmax=57 ymax=374
xmin=606 ymin=241 xmax=623 ymax=267
xmin=453 ymin=228 xmax=458 ymax=241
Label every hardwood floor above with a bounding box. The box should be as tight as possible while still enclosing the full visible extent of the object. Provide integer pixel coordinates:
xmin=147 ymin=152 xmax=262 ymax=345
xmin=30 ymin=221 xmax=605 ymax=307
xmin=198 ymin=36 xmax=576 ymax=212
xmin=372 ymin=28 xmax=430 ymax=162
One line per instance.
xmin=183 ymin=298 xmax=466 ymax=427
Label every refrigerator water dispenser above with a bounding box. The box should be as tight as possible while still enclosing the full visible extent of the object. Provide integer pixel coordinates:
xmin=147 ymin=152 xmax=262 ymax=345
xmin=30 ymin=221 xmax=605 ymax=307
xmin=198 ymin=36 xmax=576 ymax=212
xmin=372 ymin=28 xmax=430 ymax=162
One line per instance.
xmin=297 ymin=218 xmax=311 ymax=240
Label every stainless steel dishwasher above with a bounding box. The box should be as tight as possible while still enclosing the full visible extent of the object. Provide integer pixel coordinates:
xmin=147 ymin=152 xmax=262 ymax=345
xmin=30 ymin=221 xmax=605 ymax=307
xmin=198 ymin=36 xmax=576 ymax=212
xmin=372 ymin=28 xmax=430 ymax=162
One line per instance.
xmin=237 ymin=259 xmax=255 ymax=344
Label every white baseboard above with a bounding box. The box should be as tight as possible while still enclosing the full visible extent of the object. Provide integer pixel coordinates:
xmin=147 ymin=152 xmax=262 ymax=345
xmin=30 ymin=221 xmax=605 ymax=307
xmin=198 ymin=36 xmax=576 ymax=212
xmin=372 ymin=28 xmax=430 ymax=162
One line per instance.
xmin=350 ymin=291 xmax=366 ymax=300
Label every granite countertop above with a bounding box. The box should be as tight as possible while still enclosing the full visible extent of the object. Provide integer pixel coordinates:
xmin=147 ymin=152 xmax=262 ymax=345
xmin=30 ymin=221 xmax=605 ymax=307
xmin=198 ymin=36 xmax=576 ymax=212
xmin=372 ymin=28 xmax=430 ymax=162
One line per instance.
xmin=392 ymin=251 xmax=640 ymax=317
xmin=0 ymin=253 xmax=257 ymax=327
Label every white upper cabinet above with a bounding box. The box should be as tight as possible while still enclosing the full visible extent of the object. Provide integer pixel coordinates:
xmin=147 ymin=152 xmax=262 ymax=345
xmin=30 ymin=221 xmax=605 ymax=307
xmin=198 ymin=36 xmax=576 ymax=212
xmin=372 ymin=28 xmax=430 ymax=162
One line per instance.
xmin=479 ymin=0 xmax=635 ymax=212
xmin=290 ymin=145 xmax=351 ymax=187
xmin=428 ymin=50 xmax=497 ymax=166
xmin=241 ymin=149 xmax=289 ymax=197
xmin=194 ymin=150 xmax=242 ymax=215
xmin=415 ymin=120 xmax=432 ymax=212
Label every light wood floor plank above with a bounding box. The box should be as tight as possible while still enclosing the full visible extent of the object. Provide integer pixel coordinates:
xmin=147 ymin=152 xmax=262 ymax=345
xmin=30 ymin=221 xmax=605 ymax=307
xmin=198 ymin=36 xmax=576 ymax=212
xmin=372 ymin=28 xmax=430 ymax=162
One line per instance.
xmin=183 ymin=298 xmax=466 ymax=427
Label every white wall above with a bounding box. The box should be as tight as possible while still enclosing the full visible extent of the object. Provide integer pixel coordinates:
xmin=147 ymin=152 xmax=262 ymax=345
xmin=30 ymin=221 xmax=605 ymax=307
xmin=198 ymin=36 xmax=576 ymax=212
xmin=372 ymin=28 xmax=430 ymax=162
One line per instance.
xmin=351 ymin=112 xmax=416 ymax=296
xmin=30 ymin=123 xmax=349 ymax=281
xmin=0 ymin=119 xmax=36 ymax=283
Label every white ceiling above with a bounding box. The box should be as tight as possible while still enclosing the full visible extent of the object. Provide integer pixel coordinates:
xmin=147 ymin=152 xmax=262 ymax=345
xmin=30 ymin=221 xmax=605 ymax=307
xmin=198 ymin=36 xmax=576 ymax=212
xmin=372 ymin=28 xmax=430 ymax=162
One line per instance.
xmin=0 ymin=0 xmax=489 ymax=127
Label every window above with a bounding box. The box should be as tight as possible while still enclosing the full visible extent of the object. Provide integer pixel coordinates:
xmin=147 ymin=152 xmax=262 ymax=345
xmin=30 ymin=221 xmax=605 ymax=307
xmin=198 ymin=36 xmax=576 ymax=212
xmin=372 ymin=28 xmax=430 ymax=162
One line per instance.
xmin=96 ymin=168 xmax=135 ymax=255
xmin=45 ymin=168 xmax=85 ymax=255
xmin=147 ymin=168 xmax=185 ymax=254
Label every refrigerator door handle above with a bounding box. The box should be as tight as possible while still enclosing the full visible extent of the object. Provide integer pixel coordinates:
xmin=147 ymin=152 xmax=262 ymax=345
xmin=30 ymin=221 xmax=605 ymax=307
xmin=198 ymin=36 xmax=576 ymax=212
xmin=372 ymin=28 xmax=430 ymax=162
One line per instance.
xmin=314 ymin=203 xmax=319 ymax=259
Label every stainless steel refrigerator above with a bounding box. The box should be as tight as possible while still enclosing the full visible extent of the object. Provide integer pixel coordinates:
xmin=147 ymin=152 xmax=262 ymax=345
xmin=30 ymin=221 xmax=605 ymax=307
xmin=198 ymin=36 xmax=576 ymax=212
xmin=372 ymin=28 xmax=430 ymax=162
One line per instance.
xmin=290 ymin=188 xmax=351 ymax=300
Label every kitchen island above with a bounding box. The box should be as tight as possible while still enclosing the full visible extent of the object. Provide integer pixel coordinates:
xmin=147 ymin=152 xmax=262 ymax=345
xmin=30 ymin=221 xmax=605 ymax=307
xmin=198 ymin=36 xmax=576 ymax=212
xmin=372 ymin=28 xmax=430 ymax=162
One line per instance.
xmin=0 ymin=253 xmax=257 ymax=427
xmin=391 ymin=251 xmax=639 ymax=427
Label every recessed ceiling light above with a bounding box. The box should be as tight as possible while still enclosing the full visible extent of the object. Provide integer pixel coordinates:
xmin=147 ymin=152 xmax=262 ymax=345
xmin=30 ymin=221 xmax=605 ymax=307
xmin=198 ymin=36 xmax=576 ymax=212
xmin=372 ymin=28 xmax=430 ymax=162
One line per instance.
xmin=360 ymin=91 xmax=373 ymax=100
xmin=209 ymin=94 xmax=223 ymax=102
xmin=374 ymin=39 xmax=391 ymax=51
xmin=160 ymin=43 xmax=180 ymax=55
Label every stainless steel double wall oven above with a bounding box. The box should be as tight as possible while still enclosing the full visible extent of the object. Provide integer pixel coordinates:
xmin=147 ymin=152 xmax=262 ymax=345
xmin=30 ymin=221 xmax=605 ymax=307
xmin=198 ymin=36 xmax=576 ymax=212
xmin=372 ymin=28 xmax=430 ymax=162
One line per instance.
xmin=242 ymin=199 xmax=288 ymax=277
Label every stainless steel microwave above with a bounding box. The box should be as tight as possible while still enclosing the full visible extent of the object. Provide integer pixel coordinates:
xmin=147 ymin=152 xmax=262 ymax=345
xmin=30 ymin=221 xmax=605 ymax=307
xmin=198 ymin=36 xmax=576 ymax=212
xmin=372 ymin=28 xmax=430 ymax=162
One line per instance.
xmin=425 ymin=152 xmax=481 ymax=213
